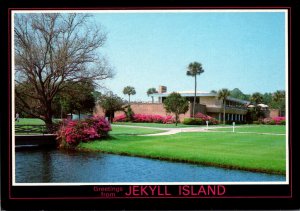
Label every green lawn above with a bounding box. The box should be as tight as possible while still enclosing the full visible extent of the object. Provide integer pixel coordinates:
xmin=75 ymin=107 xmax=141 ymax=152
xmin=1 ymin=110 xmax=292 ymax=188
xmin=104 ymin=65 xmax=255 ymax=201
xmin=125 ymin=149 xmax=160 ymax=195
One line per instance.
xmin=79 ymin=131 xmax=286 ymax=175
xmin=16 ymin=118 xmax=62 ymax=125
xmin=113 ymin=122 xmax=203 ymax=128
xmin=16 ymin=118 xmax=46 ymax=125
xmin=110 ymin=126 xmax=166 ymax=135
xmin=209 ymin=125 xmax=286 ymax=134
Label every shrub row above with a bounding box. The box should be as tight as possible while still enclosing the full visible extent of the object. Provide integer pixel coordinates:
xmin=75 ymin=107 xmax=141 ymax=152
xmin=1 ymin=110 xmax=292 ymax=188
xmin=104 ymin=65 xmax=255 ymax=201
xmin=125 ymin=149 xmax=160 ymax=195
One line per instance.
xmin=183 ymin=112 xmax=219 ymax=125
xmin=253 ymin=117 xmax=286 ymax=125
xmin=113 ymin=114 xmax=175 ymax=124
xmin=56 ymin=116 xmax=111 ymax=148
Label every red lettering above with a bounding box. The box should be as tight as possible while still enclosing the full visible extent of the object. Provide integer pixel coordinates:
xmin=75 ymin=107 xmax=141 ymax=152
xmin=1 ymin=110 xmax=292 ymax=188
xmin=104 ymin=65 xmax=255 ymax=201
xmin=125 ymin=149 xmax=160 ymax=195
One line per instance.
xmin=218 ymin=185 xmax=226 ymax=195
xmin=182 ymin=185 xmax=190 ymax=196
xmin=208 ymin=185 xmax=216 ymax=195
xmin=132 ymin=185 xmax=139 ymax=196
xmin=148 ymin=185 xmax=157 ymax=195
xmin=140 ymin=186 xmax=148 ymax=196
xmin=198 ymin=186 xmax=207 ymax=195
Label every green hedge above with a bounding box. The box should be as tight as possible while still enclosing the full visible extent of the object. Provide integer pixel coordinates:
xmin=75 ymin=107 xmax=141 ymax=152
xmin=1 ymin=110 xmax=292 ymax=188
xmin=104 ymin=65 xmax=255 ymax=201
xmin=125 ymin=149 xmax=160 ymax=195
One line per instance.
xmin=183 ymin=118 xmax=203 ymax=125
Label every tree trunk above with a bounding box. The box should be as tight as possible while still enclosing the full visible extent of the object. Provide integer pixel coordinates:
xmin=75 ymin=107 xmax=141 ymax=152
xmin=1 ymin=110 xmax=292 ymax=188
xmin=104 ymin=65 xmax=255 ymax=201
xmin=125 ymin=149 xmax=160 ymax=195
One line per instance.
xmin=193 ymin=75 xmax=197 ymax=117
xmin=223 ymin=101 xmax=226 ymax=125
xmin=175 ymin=114 xmax=178 ymax=126
xmin=44 ymin=102 xmax=54 ymax=133
xmin=129 ymin=95 xmax=131 ymax=104
xmin=44 ymin=116 xmax=53 ymax=134
xmin=152 ymin=96 xmax=154 ymax=103
xmin=78 ymin=110 xmax=81 ymax=120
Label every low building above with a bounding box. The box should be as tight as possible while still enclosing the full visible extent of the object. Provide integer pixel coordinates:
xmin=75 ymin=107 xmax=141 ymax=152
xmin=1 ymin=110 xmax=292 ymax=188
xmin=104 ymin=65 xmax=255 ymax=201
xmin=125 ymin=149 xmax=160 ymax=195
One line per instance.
xmin=149 ymin=90 xmax=249 ymax=122
xmin=95 ymin=86 xmax=252 ymax=122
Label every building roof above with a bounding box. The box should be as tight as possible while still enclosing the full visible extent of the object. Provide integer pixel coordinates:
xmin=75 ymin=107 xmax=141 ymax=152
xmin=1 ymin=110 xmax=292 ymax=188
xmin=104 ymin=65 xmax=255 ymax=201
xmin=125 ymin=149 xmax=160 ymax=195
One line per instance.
xmin=150 ymin=91 xmax=250 ymax=104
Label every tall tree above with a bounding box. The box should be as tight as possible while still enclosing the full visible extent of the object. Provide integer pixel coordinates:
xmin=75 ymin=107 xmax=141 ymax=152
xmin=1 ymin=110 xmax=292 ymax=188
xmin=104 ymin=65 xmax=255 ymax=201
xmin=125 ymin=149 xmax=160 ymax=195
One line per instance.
xmin=66 ymin=81 xmax=96 ymax=119
xmin=163 ymin=92 xmax=189 ymax=126
xmin=250 ymin=92 xmax=264 ymax=120
xmin=186 ymin=62 xmax=204 ymax=117
xmin=272 ymin=90 xmax=285 ymax=116
xmin=98 ymin=92 xmax=125 ymax=123
xmin=217 ymin=88 xmax=230 ymax=125
xmin=14 ymin=13 xmax=113 ymax=131
xmin=250 ymin=92 xmax=263 ymax=105
xmin=147 ymin=87 xmax=158 ymax=103
xmin=123 ymin=86 xmax=136 ymax=104
xmin=52 ymin=80 xmax=96 ymax=119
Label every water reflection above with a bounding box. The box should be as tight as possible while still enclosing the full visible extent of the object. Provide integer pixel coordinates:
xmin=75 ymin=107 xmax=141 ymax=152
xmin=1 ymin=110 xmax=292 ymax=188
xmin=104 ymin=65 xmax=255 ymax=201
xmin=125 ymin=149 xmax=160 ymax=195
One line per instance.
xmin=15 ymin=149 xmax=285 ymax=183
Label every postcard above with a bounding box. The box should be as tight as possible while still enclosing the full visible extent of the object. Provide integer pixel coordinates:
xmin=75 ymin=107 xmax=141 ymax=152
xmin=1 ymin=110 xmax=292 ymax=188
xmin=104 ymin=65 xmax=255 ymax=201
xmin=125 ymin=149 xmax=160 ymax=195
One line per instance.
xmin=1 ymin=1 xmax=299 ymax=210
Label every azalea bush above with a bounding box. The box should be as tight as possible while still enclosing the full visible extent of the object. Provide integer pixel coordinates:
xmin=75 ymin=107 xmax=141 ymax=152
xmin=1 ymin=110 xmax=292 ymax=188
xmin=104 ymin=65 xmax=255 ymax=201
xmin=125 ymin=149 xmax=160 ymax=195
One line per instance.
xmin=113 ymin=114 xmax=127 ymax=122
xmin=193 ymin=112 xmax=219 ymax=125
xmin=261 ymin=116 xmax=285 ymax=125
xmin=57 ymin=116 xmax=111 ymax=148
xmin=113 ymin=114 xmax=175 ymax=124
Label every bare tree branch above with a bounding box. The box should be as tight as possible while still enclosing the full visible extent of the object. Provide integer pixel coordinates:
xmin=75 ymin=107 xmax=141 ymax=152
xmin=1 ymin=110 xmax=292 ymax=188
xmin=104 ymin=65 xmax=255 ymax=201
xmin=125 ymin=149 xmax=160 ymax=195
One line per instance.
xmin=14 ymin=13 xmax=113 ymax=128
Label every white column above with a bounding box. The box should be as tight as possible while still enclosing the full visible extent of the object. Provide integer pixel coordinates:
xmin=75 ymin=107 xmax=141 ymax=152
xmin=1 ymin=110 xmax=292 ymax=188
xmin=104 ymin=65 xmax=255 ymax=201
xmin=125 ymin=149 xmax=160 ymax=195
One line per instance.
xmin=241 ymin=115 xmax=243 ymax=121
xmin=219 ymin=113 xmax=221 ymax=121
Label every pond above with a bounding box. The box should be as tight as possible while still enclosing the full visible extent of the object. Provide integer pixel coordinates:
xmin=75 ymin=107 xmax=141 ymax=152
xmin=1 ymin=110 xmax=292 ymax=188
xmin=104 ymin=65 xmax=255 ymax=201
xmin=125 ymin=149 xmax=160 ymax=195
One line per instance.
xmin=15 ymin=148 xmax=285 ymax=183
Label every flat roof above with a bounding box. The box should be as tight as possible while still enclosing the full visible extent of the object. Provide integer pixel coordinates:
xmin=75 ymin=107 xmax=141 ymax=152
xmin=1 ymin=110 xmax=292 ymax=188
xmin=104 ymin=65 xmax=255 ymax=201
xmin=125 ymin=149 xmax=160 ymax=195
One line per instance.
xmin=150 ymin=91 xmax=250 ymax=104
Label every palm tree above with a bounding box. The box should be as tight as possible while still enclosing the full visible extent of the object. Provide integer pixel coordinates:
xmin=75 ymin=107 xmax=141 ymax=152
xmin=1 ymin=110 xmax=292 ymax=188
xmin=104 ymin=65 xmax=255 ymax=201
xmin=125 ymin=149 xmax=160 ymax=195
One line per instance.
xmin=250 ymin=92 xmax=264 ymax=120
xmin=250 ymin=92 xmax=263 ymax=105
xmin=186 ymin=61 xmax=204 ymax=117
xmin=217 ymin=88 xmax=230 ymax=125
xmin=147 ymin=88 xmax=158 ymax=103
xmin=123 ymin=86 xmax=136 ymax=104
xmin=273 ymin=90 xmax=285 ymax=116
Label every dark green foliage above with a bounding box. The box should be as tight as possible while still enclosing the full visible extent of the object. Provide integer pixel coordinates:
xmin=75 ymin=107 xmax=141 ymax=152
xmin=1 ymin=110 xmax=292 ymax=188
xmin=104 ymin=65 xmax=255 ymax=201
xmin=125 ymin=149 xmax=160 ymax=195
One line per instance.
xmin=125 ymin=105 xmax=135 ymax=122
xmin=250 ymin=92 xmax=264 ymax=104
xmin=163 ymin=92 xmax=189 ymax=126
xmin=183 ymin=118 xmax=203 ymax=125
xmin=98 ymin=92 xmax=125 ymax=123
xmin=230 ymin=88 xmax=250 ymax=101
xmin=217 ymin=88 xmax=231 ymax=124
xmin=52 ymin=79 xmax=96 ymax=119
xmin=147 ymin=88 xmax=158 ymax=103
xmin=186 ymin=61 xmax=205 ymax=117
xmin=123 ymin=86 xmax=136 ymax=103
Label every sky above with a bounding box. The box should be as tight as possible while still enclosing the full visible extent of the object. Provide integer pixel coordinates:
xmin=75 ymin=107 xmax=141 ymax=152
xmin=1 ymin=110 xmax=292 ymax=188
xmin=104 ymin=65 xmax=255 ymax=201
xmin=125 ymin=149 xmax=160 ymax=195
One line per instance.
xmin=91 ymin=11 xmax=286 ymax=102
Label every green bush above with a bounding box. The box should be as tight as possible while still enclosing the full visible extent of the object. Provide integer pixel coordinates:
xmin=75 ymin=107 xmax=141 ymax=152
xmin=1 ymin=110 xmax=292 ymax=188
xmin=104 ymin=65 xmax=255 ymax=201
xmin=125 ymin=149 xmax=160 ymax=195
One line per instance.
xmin=269 ymin=119 xmax=276 ymax=125
xmin=183 ymin=118 xmax=203 ymax=125
xmin=280 ymin=120 xmax=286 ymax=125
xmin=253 ymin=121 xmax=260 ymax=124
xmin=125 ymin=106 xmax=134 ymax=122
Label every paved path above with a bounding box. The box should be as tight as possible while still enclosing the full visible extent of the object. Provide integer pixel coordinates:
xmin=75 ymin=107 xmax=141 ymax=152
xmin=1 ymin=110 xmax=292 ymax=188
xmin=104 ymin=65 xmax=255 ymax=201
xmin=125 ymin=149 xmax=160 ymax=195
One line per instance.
xmin=113 ymin=124 xmax=285 ymax=136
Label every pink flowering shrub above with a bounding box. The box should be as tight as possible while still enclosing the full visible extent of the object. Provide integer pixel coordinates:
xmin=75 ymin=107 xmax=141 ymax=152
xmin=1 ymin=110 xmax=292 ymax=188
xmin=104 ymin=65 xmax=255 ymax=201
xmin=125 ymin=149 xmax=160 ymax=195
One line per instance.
xmin=194 ymin=112 xmax=219 ymax=125
xmin=262 ymin=116 xmax=285 ymax=125
xmin=273 ymin=116 xmax=285 ymax=125
xmin=113 ymin=114 xmax=127 ymax=122
xmin=56 ymin=116 xmax=111 ymax=148
xmin=113 ymin=114 xmax=175 ymax=124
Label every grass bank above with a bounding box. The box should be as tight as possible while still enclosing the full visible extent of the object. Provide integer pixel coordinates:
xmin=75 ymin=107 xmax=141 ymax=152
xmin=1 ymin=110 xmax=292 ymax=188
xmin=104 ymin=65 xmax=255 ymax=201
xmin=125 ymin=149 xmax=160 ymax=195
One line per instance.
xmin=78 ymin=131 xmax=286 ymax=175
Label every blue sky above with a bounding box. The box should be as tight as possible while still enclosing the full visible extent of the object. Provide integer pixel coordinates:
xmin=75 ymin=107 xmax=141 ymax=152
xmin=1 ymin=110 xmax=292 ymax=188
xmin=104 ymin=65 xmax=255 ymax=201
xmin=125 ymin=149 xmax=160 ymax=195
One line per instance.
xmin=93 ymin=11 xmax=286 ymax=102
